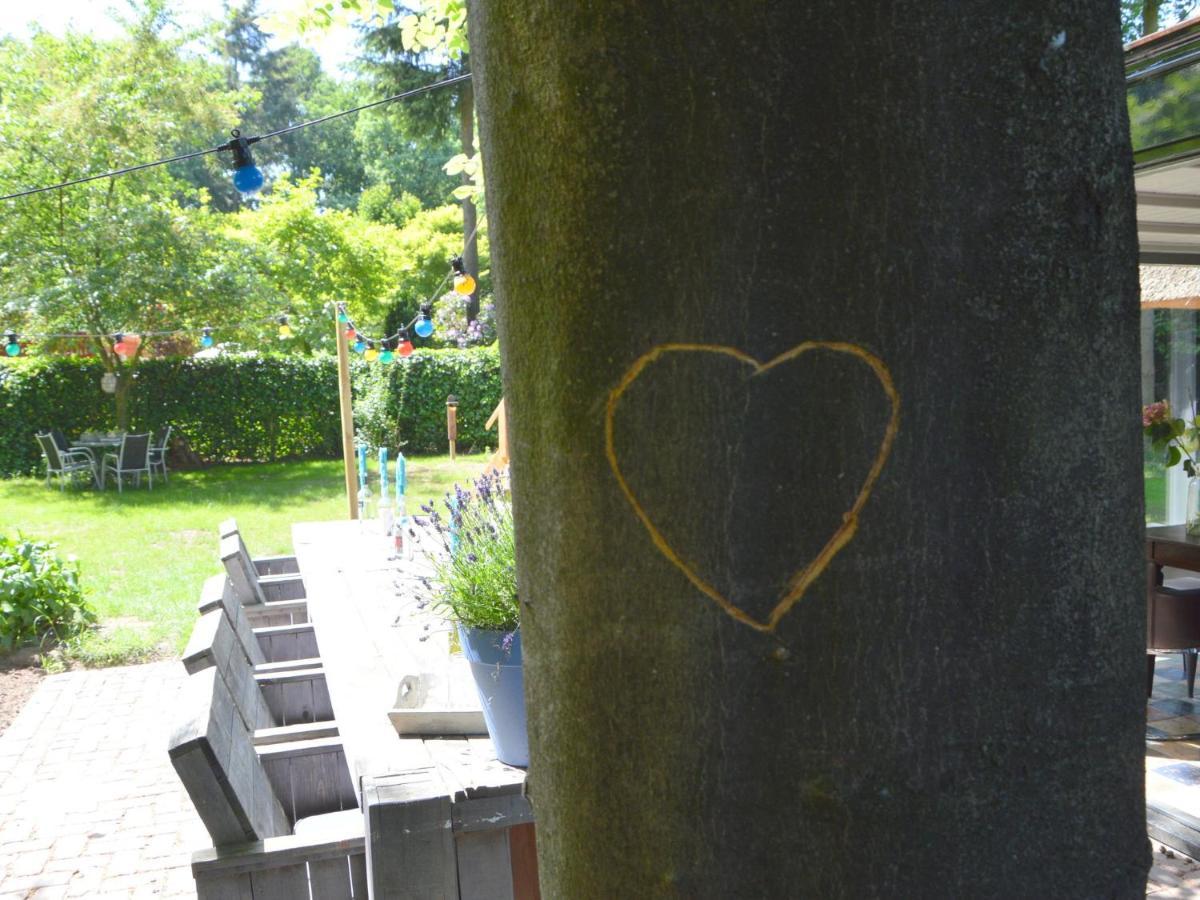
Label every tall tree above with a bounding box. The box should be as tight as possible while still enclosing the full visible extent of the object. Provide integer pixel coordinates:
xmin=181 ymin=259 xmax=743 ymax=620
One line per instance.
xmin=0 ymin=9 xmax=260 ymax=428
xmin=469 ymin=1 xmax=1146 ymax=895
xmin=1121 ymin=0 xmax=1198 ymax=40
xmin=360 ymin=1 xmax=480 ymax=317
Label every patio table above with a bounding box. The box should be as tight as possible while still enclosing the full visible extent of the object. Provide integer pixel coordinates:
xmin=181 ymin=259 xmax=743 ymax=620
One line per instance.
xmin=72 ymin=435 xmax=123 ymax=487
xmin=291 ymin=519 xmax=536 ymax=898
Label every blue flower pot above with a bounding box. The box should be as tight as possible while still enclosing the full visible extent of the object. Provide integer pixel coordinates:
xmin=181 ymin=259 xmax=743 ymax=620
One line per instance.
xmin=458 ymin=625 xmax=528 ymax=767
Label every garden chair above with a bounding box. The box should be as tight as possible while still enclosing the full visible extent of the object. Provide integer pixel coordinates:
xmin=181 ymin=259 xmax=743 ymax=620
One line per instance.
xmin=183 ymin=605 xmax=333 ymax=727
xmin=35 ymin=432 xmax=97 ymax=490
xmin=149 ymin=425 xmax=172 ymax=483
xmin=196 ymin=572 xmax=315 ymax=665
xmin=169 ymin=666 xmax=363 ymax=899
xmin=101 ymin=432 xmax=153 ymax=492
xmin=219 ymin=517 xmax=301 ymax=576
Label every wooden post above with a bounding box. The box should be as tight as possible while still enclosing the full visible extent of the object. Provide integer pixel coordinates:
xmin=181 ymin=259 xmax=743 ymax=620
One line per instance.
xmin=335 ymin=309 xmax=358 ymax=519
xmin=484 ymin=398 xmax=509 ymax=474
xmin=446 ymin=395 xmax=459 ymax=461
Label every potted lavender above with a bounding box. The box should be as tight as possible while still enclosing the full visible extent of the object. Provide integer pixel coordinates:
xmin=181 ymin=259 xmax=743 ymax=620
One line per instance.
xmin=420 ymin=471 xmax=527 ymax=766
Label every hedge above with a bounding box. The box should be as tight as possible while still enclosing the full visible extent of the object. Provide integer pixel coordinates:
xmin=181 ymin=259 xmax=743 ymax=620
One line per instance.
xmin=355 ymin=344 xmax=503 ymax=455
xmin=0 ymin=346 xmax=502 ymax=477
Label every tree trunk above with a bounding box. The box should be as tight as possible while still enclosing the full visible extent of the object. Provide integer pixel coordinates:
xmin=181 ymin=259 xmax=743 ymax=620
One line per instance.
xmin=1145 ymin=0 xmax=1161 ymax=35
xmin=469 ymin=2 xmax=1146 ymax=897
xmin=458 ymin=72 xmax=480 ymax=322
xmin=113 ymin=369 xmax=132 ymax=432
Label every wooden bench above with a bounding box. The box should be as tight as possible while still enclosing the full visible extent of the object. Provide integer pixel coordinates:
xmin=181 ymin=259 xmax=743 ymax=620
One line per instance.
xmin=222 ymin=532 xmax=308 ymax=613
xmin=170 ymin=666 xmax=363 ymax=898
xmin=220 ymin=517 xmax=301 ymax=576
xmin=183 ymin=606 xmax=334 ymax=728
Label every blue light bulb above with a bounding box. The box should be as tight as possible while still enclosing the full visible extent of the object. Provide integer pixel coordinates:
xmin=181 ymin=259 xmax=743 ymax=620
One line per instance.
xmin=200 ymin=330 xmax=214 ymax=349
xmin=414 ymin=315 xmax=434 ymax=338
xmin=233 ymin=165 xmax=264 ymax=195
xmin=354 ymin=338 xmax=366 ymax=353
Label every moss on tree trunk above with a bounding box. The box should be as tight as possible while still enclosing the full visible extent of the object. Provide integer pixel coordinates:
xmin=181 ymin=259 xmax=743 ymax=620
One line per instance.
xmin=469 ymin=2 xmax=1148 ymax=895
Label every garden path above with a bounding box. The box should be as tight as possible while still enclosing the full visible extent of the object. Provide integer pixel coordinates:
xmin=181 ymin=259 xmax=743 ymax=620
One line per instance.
xmin=0 ymin=661 xmax=203 ymax=898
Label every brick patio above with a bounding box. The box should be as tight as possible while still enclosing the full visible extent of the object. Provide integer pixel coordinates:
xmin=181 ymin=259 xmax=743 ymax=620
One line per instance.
xmin=0 ymin=661 xmax=203 ymax=898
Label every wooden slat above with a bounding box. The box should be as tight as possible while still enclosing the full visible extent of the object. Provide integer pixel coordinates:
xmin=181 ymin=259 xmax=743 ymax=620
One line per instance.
xmin=456 ymin=830 xmax=514 ymax=900
xmin=253 ymin=623 xmax=320 ymax=662
xmin=248 ymin=862 xmax=309 ymax=899
xmin=246 ymin=598 xmax=309 ymax=627
xmin=191 ymin=828 xmax=365 ymax=877
xmin=389 ymin=708 xmax=487 ymax=736
xmin=349 ymin=851 xmax=368 ymax=897
xmin=254 ymin=721 xmax=339 ymax=746
xmin=1148 ymin=801 xmax=1200 ymax=859
xmin=194 ymin=871 xmax=254 ymax=899
xmin=308 ymin=856 xmax=355 ymax=899
xmin=259 ymin=573 xmax=307 ymax=602
xmin=508 ymin=823 xmax=540 ymax=900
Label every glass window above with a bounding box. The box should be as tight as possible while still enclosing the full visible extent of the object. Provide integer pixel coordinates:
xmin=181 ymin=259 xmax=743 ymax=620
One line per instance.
xmin=1144 ymin=306 xmax=1198 ymax=523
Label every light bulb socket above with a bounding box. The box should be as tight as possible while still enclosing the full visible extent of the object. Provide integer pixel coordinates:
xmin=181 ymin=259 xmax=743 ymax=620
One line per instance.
xmin=113 ymin=333 xmax=124 ymax=344
xmin=220 ymin=129 xmax=261 ymax=170
xmin=4 ymin=330 xmax=16 ymax=345
xmin=450 ymin=255 xmax=466 ymax=275
xmin=277 ymin=315 xmax=288 ymax=326
xmin=419 ymin=303 xmax=432 ymax=318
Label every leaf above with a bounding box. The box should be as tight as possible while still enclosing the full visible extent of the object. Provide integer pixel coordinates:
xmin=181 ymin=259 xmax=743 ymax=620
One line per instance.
xmin=1169 ymin=445 xmax=1182 ymax=468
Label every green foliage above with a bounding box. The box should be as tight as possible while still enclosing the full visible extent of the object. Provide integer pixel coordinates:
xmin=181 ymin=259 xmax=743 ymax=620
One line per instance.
xmin=380 ymin=205 xmax=490 ymax=331
xmin=0 ymin=533 xmax=94 ymax=651
xmin=355 ymin=345 xmax=502 ymax=455
xmin=422 ymin=470 xmax=518 ymax=631
xmin=228 ymin=174 xmax=409 ymax=348
xmin=358 ymin=183 xmax=424 ymax=228
xmin=0 ymin=348 xmax=501 ymax=475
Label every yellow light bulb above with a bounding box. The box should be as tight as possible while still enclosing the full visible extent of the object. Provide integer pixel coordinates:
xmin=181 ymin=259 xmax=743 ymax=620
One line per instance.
xmin=365 ymin=346 xmax=379 ymax=362
xmin=454 ymin=273 xmax=476 ymax=295
xmin=278 ymin=323 xmax=293 ymax=339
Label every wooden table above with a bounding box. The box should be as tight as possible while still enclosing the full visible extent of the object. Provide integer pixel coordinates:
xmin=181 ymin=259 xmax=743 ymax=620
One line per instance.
xmin=292 ymin=520 xmax=537 ymax=899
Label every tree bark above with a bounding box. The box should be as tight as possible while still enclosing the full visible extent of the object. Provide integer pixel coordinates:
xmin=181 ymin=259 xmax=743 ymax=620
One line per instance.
xmin=469 ymin=2 xmax=1146 ymax=896
xmin=458 ymin=72 xmax=480 ymax=321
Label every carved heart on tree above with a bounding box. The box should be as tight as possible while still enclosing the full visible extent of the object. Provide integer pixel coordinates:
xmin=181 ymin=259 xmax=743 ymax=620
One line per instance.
xmin=604 ymin=341 xmax=899 ymax=633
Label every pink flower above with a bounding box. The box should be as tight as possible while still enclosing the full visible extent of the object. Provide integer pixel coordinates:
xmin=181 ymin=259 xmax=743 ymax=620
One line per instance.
xmin=1144 ymin=400 xmax=1171 ymax=427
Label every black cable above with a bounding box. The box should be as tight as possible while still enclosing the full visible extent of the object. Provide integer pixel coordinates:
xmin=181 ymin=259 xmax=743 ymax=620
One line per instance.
xmin=0 ymin=72 xmax=473 ymax=203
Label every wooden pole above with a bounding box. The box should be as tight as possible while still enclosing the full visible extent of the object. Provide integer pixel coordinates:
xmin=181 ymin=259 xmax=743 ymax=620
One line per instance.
xmin=446 ymin=394 xmax=459 ymax=461
xmin=335 ymin=308 xmax=358 ymax=519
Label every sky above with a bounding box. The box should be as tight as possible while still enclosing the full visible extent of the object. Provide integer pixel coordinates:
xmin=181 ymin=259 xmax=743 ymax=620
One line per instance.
xmin=0 ymin=0 xmax=364 ymax=75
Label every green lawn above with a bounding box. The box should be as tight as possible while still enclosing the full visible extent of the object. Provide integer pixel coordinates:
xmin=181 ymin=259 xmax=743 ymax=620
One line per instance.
xmin=1 ymin=454 xmax=486 ymax=667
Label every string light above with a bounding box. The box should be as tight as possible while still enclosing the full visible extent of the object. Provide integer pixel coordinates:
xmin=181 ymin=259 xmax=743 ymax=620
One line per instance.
xmin=277 ymin=315 xmax=293 ymax=339
xmin=0 ymin=73 xmax=473 ymax=203
xmin=200 ymin=327 xmax=214 ymax=349
xmin=414 ymin=303 xmax=434 ymax=339
xmin=397 ymin=328 xmax=413 ymax=358
xmin=451 ymin=256 xmax=476 ymax=296
xmin=218 ymin=130 xmax=264 ymax=195
xmin=4 ymin=331 xmax=18 ymax=357
xmin=379 ymin=340 xmax=395 ymax=364
xmin=364 ymin=340 xmax=379 ymax=362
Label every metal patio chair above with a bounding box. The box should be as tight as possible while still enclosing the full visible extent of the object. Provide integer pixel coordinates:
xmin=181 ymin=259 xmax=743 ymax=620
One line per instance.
xmin=101 ymin=432 xmax=153 ymax=492
xmin=35 ymin=432 xmax=97 ymax=490
xmin=149 ymin=425 xmax=172 ymax=483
